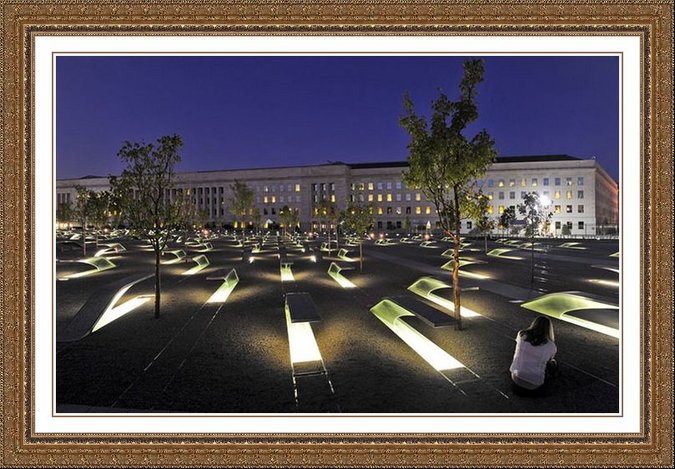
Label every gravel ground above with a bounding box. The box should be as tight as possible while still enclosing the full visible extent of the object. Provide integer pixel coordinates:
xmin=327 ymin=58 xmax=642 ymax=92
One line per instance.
xmin=55 ymin=234 xmax=620 ymax=414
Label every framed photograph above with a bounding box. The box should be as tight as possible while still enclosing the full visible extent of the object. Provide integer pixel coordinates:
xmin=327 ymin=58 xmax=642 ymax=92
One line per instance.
xmin=1 ymin=0 xmax=672 ymax=467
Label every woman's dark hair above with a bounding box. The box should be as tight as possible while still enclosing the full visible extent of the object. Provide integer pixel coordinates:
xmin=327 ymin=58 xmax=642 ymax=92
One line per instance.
xmin=519 ymin=316 xmax=555 ymax=346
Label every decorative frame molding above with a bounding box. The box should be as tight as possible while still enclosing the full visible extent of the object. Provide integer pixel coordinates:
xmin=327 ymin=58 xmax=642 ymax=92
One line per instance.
xmin=1 ymin=1 xmax=673 ymax=466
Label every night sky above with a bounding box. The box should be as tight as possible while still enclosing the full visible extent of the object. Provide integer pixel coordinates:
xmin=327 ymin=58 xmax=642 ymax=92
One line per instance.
xmin=56 ymin=55 xmax=619 ymax=181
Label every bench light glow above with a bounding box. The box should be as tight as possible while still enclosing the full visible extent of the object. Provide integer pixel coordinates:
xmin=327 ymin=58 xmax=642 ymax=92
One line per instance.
xmin=162 ymin=250 xmax=186 ymax=264
xmin=440 ymin=260 xmax=490 ymax=279
xmin=487 ymin=248 xmax=524 ymax=260
xmin=207 ymin=272 xmax=239 ymax=303
xmin=182 ymin=255 xmax=210 ymax=275
xmin=407 ymin=277 xmax=481 ymax=318
xmin=92 ymin=296 xmax=151 ymax=332
xmin=371 ymin=299 xmax=465 ymax=372
xmin=285 ymin=305 xmax=323 ymax=364
xmin=280 ymin=264 xmax=295 ymax=282
xmin=588 ymin=279 xmax=620 ymax=288
xmin=67 ymin=257 xmax=116 ymax=278
xmin=559 ymin=242 xmax=587 ymax=250
xmin=521 ymin=292 xmax=620 ymax=338
xmin=327 ymin=263 xmax=355 ymax=288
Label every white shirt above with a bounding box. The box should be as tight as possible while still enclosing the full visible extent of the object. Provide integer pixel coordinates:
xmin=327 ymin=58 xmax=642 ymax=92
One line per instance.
xmin=509 ymin=333 xmax=557 ymax=386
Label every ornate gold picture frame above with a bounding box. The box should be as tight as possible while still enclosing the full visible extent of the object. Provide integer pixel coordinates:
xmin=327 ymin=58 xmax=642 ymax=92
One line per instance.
xmin=1 ymin=0 xmax=673 ymax=466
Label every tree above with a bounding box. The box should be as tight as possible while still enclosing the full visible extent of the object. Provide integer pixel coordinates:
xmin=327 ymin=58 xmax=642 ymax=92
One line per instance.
xmin=466 ymin=189 xmax=495 ymax=253
xmin=251 ymin=207 xmax=263 ymax=235
xmin=561 ymin=224 xmax=571 ymax=236
xmin=400 ymin=59 xmax=496 ymax=330
xmin=56 ymin=201 xmax=73 ymax=228
xmin=499 ymin=206 xmax=517 ymax=237
xmin=314 ymin=199 xmax=339 ymax=255
xmin=88 ymin=190 xmax=112 ymax=249
xmin=403 ymin=215 xmax=412 ymax=234
xmin=73 ymin=185 xmax=97 ymax=256
xmin=339 ymin=202 xmax=375 ymax=272
xmin=112 ymin=134 xmax=184 ymax=319
xmin=517 ymin=192 xmax=552 ymax=283
xmin=279 ymin=205 xmax=299 ymax=237
xmin=229 ymin=180 xmax=254 ymax=233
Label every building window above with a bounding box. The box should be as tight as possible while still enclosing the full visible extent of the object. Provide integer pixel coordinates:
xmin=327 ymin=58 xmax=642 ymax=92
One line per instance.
xmin=498 ymin=192 xmax=505 ymax=200
xmin=566 ymin=221 xmax=573 ymax=229
xmin=509 ymin=191 xmax=515 ymax=199
xmin=425 ymin=207 xmax=432 ymax=214
xmin=415 ymin=207 xmax=422 ymax=214
xmin=271 ymin=208 xmax=276 ymax=215
xmin=509 ymin=179 xmax=515 ymax=187
xmin=367 ymin=182 xmax=374 ymax=191
xmin=280 ymin=185 xmax=284 ymax=192
xmin=566 ymin=191 xmax=573 ymax=199
xmin=488 ymin=192 xmax=494 ymax=200
xmin=330 ymin=194 xmax=336 ymax=202
xmin=520 ymin=178 xmax=527 ymax=187
xmin=406 ymin=207 xmax=411 ymax=214
xmin=357 ymin=182 xmax=365 ymax=191
xmin=477 ymin=180 xmax=484 ymax=188
xmin=578 ymin=190 xmax=584 ymax=199
xmin=498 ymin=179 xmax=505 ymax=187
xmin=377 ymin=182 xmax=383 ymax=190
xmin=368 ymin=194 xmax=374 ymax=202
xmin=405 ymin=193 xmax=411 ymax=201
xmin=566 ymin=205 xmax=573 ymax=213
xmin=271 ymin=196 xmax=276 ymax=203
xmin=554 ymin=191 xmax=561 ymax=199
xmin=330 ymin=183 xmax=335 ymax=191
xmin=487 ymin=206 xmax=494 ymax=215
xmin=467 ymin=221 xmax=473 ymax=230
xmin=578 ymin=221 xmax=585 ymax=230
xmin=521 ymin=191 xmax=527 ymax=199
xmin=386 ymin=193 xmax=392 ymax=202
xmin=498 ymin=205 xmax=505 ymax=214
xmin=396 ymin=207 xmax=402 ymax=215
xmin=358 ymin=194 xmax=364 ymax=202
xmin=566 ymin=177 xmax=573 ymax=186
xmin=387 ymin=207 xmax=393 ymax=214
xmin=377 ymin=194 xmax=383 ymax=202
xmin=386 ymin=182 xmax=392 ymax=190
xmin=295 ymin=184 xmax=301 ymax=192
xmin=396 ymin=194 xmax=401 ymax=201
xmin=543 ymin=177 xmax=549 ymax=186
xmin=555 ymin=221 xmax=561 ymax=229
xmin=280 ymin=196 xmax=284 ymax=203
xmin=531 ymin=178 xmax=538 ymax=187
xmin=487 ymin=179 xmax=494 ymax=187
xmin=555 ymin=177 xmax=561 ymax=186
xmin=578 ymin=205 xmax=584 ymax=213
xmin=554 ymin=205 xmax=561 ymax=214
xmin=296 ymin=196 xmax=301 ymax=203
xmin=377 ymin=207 xmax=383 ymax=215
xmin=578 ymin=177 xmax=584 ymax=186
xmin=415 ymin=193 xmax=422 ymax=201
xmin=263 ymin=208 xmax=268 ymax=215
xmin=396 ymin=181 xmax=402 ymax=190
xmin=310 ymin=184 xmax=316 ymax=192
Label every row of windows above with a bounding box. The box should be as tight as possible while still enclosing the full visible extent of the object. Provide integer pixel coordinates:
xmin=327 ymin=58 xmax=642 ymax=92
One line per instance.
xmin=263 ymin=184 xmax=301 ymax=193
xmin=351 ymin=181 xmax=404 ymax=191
xmin=350 ymin=192 xmax=423 ymax=202
xmin=480 ymin=176 xmax=584 ymax=188
xmin=312 ymin=183 xmax=335 ymax=192
xmin=262 ymin=195 xmax=302 ymax=204
xmin=488 ymin=204 xmax=586 ymax=215
xmin=490 ymin=190 xmax=585 ymax=200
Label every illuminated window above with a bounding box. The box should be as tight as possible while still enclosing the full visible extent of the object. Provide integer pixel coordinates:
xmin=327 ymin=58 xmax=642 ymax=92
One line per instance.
xmin=520 ymin=178 xmax=527 ymax=187
xmin=263 ymin=196 xmax=268 ymax=203
xmin=368 ymin=182 xmax=374 ymax=190
xmin=396 ymin=207 xmax=402 ymax=215
xmin=498 ymin=205 xmax=505 ymax=214
xmin=554 ymin=191 xmax=561 ymax=199
xmin=415 ymin=193 xmax=422 ymax=201
xmin=531 ymin=178 xmax=538 ymax=187
xmin=368 ymin=194 xmax=374 ymax=202
xmin=566 ymin=205 xmax=573 ymax=213
xmin=377 ymin=207 xmax=383 ymax=215
xmin=358 ymin=183 xmax=365 ymax=191
xmin=295 ymin=184 xmax=301 ymax=192
xmin=377 ymin=194 xmax=383 ymax=202
xmin=509 ymin=179 xmax=515 ymax=187
xmin=488 ymin=192 xmax=493 ymax=200
xmin=271 ymin=196 xmax=276 ymax=203
xmin=554 ymin=205 xmax=561 ymax=214
xmin=425 ymin=207 xmax=432 ymax=214
xmin=487 ymin=206 xmax=494 ymax=214
xmin=330 ymin=194 xmax=336 ymax=202
xmin=498 ymin=179 xmax=505 ymax=187
xmin=566 ymin=191 xmax=573 ymax=199
xmin=386 ymin=193 xmax=392 ymax=202
xmin=566 ymin=177 xmax=573 ymax=186
xmin=415 ymin=207 xmax=422 ymax=214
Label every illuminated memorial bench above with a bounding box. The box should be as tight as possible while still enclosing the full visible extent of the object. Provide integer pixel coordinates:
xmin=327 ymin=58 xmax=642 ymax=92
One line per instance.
xmin=320 ymin=241 xmax=338 ymax=252
xmin=375 ymin=295 xmax=456 ymax=328
xmin=162 ymin=249 xmax=187 ymax=264
xmin=94 ymin=242 xmax=126 ymax=257
xmin=206 ymin=268 xmax=239 ymax=303
xmin=337 ymin=248 xmax=356 ymax=262
xmin=194 ymin=242 xmax=213 ymax=252
xmin=327 ymin=262 xmax=355 ymax=288
xmin=284 ymin=292 xmax=326 ymax=378
xmin=374 ymin=238 xmax=396 ymax=246
xmin=58 ymin=256 xmax=117 ymax=279
xmin=407 ymin=276 xmax=481 ymax=318
xmin=58 ymin=273 xmax=153 ymax=342
xmin=419 ymin=240 xmax=438 ymax=248
xmin=182 ymin=254 xmax=210 ymax=275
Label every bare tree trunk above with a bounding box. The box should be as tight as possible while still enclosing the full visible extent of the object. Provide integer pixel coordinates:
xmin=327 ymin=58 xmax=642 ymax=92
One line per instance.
xmin=484 ymin=232 xmax=487 ymax=254
xmin=154 ymin=242 xmax=161 ymax=319
xmin=530 ymin=240 xmax=535 ymax=283
xmin=82 ymin=219 xmax=87 ymax=257
xmin=452 ymin=192 xmax=463 ymax=331
xmin=359 ymin=241 xmax=363 ymax=272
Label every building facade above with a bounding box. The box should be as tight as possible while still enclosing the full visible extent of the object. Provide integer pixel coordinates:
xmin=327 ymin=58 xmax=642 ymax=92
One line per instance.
xmin=56 ymin=155 xmax=619 ymax=236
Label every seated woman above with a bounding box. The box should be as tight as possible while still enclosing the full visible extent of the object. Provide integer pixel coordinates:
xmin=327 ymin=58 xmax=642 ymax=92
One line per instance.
xmin=509 ymin=316 xmax=558 ymax=392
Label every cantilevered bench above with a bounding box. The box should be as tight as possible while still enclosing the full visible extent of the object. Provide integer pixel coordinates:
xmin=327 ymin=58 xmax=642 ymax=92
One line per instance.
xmin=285 ymin=292 xmax=322 ymax=323
xmin=384 ymin=295 xmax=456 ymax=328
xmin=58 ymin=273 xmax=154 ymax=342
xmin=206 ymin=268 xmax=239 ymax=303
xmin=327 ymin=262 xmax=355 ymax=288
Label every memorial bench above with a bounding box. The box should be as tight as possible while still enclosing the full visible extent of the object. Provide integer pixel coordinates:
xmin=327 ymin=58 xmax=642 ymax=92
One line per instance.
xmin=206 ymin=268 xmax=239 ymax=303
xmin=384 ymin=295 xmax=456 ymax=328
xmin=285 ymin=292 xmax=322 ymax=323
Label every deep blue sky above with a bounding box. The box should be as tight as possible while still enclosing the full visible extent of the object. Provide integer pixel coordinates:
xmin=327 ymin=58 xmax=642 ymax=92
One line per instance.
xmin=56 ymin=55 xmax=619 ymax=181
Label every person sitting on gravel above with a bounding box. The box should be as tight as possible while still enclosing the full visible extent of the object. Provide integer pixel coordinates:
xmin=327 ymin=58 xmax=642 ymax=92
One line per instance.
xmin=509 ymin=316 xmax=558 ymax=393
